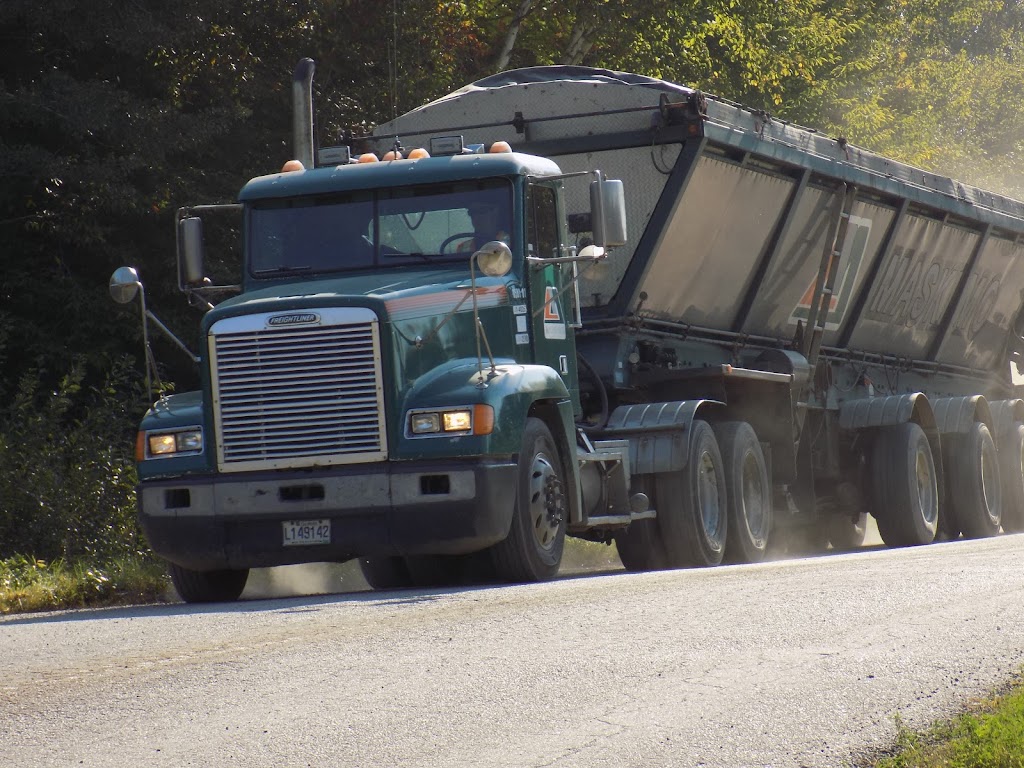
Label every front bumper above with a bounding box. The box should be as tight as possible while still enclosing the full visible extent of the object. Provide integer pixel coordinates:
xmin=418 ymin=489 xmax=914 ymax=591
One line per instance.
xmin=138 ymin=459 xmax=517 ymax=570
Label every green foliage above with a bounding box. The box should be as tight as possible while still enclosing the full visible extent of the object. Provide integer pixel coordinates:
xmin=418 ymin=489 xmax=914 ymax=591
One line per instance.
xmin=0 ymin=357 xmax=145 ymax=562
xmin=876 ymin=683 xmax=1024 ymax=767
xmin=824 ymin=0 xmax=1024 ymax=200
xmin=0 ymin=553 xmax=169 ymax=614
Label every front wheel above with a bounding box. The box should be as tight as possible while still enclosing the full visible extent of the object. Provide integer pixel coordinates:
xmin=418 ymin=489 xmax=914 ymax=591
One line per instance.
xmin=871 ymin=422 xmax=938 ymax=547
xmin=490 ymin=418 xmax=567 ymax=582
xmin=359 ymin=556 xmax=413 ymax=590
xmin=168 ymin=562 xmax=249 ymax=603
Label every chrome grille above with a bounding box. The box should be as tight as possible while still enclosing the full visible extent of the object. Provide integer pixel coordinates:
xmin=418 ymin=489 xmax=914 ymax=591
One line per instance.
xmin=211 ymin=309 xmax=386 ymax=471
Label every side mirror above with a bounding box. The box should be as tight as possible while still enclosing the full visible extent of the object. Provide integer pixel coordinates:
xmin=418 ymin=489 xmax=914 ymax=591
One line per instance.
xmin=179 ymin=216 xmax=206 ymax=285
xmin=109 ymin=266 xmax=141 ymax=304
xmin=590 ymin=179 xmax=627 ymax=248
xmin=475 ymin=241 xmax=513 ymax=277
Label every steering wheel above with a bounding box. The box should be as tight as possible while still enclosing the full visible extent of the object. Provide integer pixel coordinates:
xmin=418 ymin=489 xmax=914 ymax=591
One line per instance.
xmin=439 ymin=232 xmax=476 ymax=254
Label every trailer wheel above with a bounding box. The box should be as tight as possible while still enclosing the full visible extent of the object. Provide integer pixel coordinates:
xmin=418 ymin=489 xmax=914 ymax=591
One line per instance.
xmin=947 ymin=421 xmax=1002 ymax=539
xmin=714 ymin=421 xmax=771 ymax=563
xmin=490 ymin=418 xmax=567 ymax=582
xmin=999 ymin=422 xmax=1024 ymax=533
xmin=359 ymin=556 xmax=414 ymax=590
xmin=656 ymin=419 xmax=727 ymax=567
xmin=614 ymin=476 xmax=668 ymax=571
xmin=168 ymin=563 xmax=249 ymax=603
xmin=871 ymin=422 xmax=938 ymax=547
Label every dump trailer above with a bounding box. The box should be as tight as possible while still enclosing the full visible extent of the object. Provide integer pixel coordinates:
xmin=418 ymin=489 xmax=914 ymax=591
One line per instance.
xmin=112 ymin=60 xmax=1024 ymax=602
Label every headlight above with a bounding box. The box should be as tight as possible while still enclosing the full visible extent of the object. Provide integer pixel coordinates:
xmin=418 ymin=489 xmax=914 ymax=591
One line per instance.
xmin=143 ymin=428 xmax=204 ymax=458
xmin=410 ymin=413 xmax=441 ymax=435
xmin=442 ymin=411 xmax=472 ymax=432
xmin=407 ymin=405 xmax=493 ymax=437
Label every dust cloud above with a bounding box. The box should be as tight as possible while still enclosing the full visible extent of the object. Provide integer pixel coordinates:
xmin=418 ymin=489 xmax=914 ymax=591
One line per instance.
xmin=237 ymin=521 xmax=882 ymax=600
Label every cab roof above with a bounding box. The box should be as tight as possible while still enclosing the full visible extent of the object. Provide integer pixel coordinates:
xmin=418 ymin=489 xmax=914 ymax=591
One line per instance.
xmin=239 ymin=152 xmax=561 ymax=202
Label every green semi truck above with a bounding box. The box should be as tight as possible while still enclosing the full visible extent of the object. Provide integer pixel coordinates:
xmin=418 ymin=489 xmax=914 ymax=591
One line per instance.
xmin=111 ymin=60 xmax=1024 ymax=602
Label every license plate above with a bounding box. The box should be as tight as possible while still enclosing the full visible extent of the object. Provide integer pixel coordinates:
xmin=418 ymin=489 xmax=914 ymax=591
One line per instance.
xmin=282 ymin=519 xmax=331 ymax=546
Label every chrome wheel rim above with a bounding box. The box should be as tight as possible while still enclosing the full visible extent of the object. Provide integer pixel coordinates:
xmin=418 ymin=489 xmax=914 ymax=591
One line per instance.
xmin=915 ymin=444 xmax=938 ymax=528
xmin=697 ymin=449 xmax=723 ymax=550
xmin=528 ymin=452 xmax=563 ymax=552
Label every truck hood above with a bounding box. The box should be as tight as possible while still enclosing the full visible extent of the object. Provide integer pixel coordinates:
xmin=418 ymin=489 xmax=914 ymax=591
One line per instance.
xmin=207 ymin=267 xmax=512 ymax=324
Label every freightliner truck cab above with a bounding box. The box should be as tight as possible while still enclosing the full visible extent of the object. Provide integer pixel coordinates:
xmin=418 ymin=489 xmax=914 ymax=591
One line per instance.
xmin=110 ymin=59 xmax=637 ymax=602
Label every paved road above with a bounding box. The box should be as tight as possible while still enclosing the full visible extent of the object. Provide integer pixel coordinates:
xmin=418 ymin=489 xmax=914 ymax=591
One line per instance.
xmin=2 ymin=534 xmax=1023 ymax=768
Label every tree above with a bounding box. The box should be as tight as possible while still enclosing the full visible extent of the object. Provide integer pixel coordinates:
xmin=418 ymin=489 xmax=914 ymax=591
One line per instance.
xmin=826 ymin=0 xmax=1024 ymax=199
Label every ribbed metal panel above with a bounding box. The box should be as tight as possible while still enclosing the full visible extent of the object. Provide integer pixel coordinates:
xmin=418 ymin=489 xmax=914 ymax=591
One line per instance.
xmin=210 ymin=310 xmax=386 ymax=471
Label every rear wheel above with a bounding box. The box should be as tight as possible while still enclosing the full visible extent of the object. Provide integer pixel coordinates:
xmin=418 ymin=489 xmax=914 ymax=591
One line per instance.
xmin=871 ymin=422 xmax=938 ymax=547
xmin=656 ymin=419 xmax=727 ymax=567
xmin=168 ymin=563 xmax=249 ymax=603
xmin=998 ymin=422 xmax=1024 ymax=533
xmin=947 ymin=421 xmax=1001 ymax=539
xmin=714 ymin=421 xmax=771 ymax=564
xmin=490 ymin=418 xmax=567 ymax=582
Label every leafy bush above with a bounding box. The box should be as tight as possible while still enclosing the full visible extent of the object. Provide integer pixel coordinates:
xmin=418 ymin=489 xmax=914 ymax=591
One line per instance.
xmin=0 ymin=553 xmax=169 ymax=614
xmin=0 ymin=356 xmax=147 ymax=562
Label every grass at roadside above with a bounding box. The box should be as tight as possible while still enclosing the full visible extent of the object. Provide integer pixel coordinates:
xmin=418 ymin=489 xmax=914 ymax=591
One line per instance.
xmin=0 ymin=553 xmax=170 ymax=614
xmin=872 ymin=675 xmax=1024 ymax=767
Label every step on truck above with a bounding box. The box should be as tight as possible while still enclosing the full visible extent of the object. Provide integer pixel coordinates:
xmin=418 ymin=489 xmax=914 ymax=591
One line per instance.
xmin=111 ymin=59 xmax=1024 ymax=602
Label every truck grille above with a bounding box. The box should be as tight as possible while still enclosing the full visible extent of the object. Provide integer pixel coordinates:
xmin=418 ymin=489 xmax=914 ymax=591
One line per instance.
xmin=210 ymin=308 xmax=387 ymax=471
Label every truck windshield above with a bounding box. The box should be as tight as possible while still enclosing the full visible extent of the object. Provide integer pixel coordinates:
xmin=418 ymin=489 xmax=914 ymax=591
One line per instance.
xmin=248 ymin=180 xmax=513 ymax=276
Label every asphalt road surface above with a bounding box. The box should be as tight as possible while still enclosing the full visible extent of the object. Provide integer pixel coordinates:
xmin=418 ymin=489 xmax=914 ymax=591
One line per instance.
xmin=3 ymin=533 xmax=1024 ymax=768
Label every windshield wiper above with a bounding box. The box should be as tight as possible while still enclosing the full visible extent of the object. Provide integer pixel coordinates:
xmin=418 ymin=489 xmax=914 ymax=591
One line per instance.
xmin=382 ymin=251 xmax=439 ymax=262
xmin=253 ymin=265 xmax=314 ymax=276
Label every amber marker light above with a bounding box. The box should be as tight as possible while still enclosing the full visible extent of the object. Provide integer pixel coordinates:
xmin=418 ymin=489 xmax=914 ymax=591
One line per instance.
xmin=473 ymin=404 xmax=495 ymax=435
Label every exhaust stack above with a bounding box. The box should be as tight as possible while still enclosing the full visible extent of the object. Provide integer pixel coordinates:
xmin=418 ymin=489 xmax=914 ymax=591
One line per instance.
xmin=292 ymin=58 xmax=315 ymax=169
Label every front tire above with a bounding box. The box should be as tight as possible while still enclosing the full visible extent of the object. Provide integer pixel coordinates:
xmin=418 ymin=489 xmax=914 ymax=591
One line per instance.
xmin=359 ymin=556 xmax=413 ymax=590
xmin=490 ymin=418 xmax=567 ymax=582
xmin=871 ymin=422 xmax=938 ymax=547
xmin=168 ymin=562 xmax=249 ymax=603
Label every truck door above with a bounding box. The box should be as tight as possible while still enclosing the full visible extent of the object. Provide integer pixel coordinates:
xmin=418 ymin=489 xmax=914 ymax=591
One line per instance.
xmin=526 ymin=183 xmax=579 ymax=407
